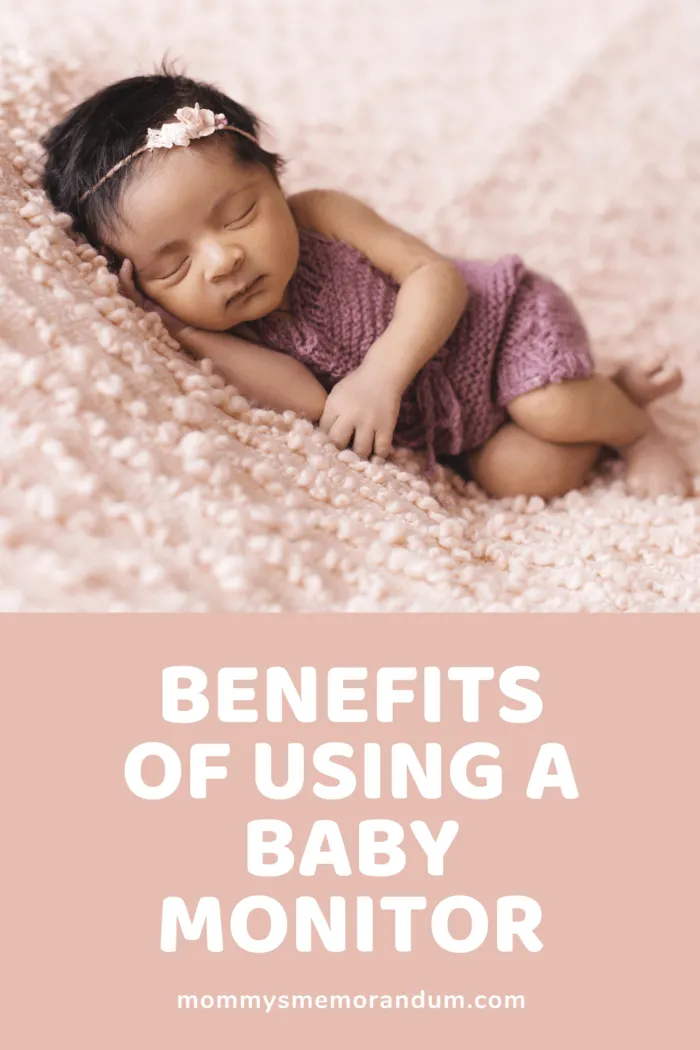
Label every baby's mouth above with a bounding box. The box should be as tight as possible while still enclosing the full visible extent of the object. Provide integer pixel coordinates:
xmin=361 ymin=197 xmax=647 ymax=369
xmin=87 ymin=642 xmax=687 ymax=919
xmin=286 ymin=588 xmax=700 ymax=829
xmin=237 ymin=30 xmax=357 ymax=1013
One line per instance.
xmin=227 ymin=276 xmax=262 ymax=305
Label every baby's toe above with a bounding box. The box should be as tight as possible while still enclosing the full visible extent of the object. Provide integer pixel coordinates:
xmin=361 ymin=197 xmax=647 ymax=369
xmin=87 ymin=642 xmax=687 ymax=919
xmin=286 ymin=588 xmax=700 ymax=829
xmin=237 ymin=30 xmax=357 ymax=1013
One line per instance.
xmin=641 ymin=349 xmax=669 ymax=375
xmin=652 ymin=364 xmax=683 ymax=392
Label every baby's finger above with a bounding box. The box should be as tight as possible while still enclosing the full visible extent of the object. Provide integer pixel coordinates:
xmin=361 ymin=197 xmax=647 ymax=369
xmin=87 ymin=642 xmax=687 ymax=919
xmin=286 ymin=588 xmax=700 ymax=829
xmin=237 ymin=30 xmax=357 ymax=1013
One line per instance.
xmin=319 ymin=402 xmax=339 ymax=433
xmin=118 ymin=259 xmax=144 ymax=306
xmin=373 ymin=428 xmax=394 ymax=459
xmin=327 ymin=416 xmax=355 ymax=451
xmin=118 ymin=258 xmax=134 ymax=286
xmin=352 ymin=425 xmax=375 ymax=460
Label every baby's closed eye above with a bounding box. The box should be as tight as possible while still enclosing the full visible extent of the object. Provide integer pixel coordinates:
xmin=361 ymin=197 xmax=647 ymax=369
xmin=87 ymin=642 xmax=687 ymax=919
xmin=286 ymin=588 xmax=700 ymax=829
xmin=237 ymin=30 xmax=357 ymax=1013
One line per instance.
xmin=225 ymin=203 xmax=256 ymax=228
xmin=154 ymin=257 xmax=190 ymax=282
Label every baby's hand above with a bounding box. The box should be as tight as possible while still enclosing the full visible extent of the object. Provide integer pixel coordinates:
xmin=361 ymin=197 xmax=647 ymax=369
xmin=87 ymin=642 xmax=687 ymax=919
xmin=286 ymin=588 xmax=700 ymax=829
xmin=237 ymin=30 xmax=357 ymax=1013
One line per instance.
xmin=319 ymin=363 xmax=401 ymax=459
xmin=118 ymin=259 xmax=190 ymax=340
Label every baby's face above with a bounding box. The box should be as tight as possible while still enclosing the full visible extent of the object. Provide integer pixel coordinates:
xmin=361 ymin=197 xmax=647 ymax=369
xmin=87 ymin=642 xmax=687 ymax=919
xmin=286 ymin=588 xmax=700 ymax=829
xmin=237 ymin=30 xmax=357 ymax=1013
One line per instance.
xmin=108 ymin=143 xmax=299 ymax=331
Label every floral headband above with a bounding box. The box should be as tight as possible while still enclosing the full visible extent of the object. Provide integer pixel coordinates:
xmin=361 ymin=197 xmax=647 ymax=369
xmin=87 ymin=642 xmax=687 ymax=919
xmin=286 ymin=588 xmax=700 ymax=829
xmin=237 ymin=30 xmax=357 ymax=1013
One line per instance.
xmin=78 ymin=103 xmax=260 ymax=203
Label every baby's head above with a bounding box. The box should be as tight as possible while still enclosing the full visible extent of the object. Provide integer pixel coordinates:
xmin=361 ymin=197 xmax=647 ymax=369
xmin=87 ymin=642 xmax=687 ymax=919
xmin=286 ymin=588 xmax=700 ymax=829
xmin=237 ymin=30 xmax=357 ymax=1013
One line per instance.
xmin=42 ymin=68 xmax=300 ymax=330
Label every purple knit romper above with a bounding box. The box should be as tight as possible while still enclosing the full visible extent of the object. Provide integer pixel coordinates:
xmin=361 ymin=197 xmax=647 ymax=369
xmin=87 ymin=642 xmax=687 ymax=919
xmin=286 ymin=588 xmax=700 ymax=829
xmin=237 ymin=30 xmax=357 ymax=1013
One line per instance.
xmin=247 ymin=229 xmax=593 ymax=471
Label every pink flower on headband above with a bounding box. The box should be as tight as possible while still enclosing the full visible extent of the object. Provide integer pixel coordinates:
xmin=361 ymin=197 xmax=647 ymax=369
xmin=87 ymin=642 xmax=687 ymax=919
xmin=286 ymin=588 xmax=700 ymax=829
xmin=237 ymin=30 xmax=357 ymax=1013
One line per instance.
xmin=146 ymin=104 xmax=230 ymax=150
xmin=176 ymin=104 xmax=218 ymax=137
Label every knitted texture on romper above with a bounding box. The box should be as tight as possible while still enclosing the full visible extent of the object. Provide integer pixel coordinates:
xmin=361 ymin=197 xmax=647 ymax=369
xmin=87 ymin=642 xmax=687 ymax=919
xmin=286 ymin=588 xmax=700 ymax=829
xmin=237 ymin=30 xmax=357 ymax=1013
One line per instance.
xmin=250 ymin=229 xmax=527 ymax=468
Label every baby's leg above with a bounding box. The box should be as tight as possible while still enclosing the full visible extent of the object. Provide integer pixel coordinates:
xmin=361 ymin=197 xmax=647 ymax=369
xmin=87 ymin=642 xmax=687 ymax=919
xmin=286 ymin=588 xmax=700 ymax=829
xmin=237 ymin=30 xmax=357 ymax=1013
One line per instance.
xmin=506 ymin=357 xmax=691 ymax=497
xmin=467 ymin=424 xmax=599 ymax=499
xmin=612 ymin=356 xmax=690 ymax=498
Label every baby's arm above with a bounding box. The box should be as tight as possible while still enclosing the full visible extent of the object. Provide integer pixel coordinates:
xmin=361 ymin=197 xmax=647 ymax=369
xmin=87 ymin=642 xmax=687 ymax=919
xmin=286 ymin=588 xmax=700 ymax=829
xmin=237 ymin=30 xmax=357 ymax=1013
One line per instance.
xmin=289 ymin=189 xmax=469 ymax=391
xmin=118 ymin=260 xmax=326 ymax=421
xmin=288 ymin=189 xmax=468 ymax=455
xmin=180 ymin=328 xmax=327 ymax=421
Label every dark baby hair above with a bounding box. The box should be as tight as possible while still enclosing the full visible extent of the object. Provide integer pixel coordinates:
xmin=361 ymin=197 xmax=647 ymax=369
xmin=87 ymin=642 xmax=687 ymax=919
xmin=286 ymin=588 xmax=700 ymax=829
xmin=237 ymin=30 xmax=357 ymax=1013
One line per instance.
xmin=41 ymin=62 xmax=284 ymax=255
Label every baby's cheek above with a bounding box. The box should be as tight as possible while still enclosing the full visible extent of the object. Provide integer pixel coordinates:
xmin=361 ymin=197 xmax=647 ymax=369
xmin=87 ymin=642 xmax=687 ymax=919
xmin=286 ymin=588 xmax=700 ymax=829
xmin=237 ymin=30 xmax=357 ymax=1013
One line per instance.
xmin=154 ymin=286 xmax=201 ymax=324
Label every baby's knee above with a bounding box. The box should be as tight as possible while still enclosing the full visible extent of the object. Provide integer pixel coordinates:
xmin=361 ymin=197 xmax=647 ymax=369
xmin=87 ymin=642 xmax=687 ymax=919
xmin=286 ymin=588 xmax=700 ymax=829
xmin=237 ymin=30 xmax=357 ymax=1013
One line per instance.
xmin=468 ymin=424 xmax=598 ymax=499
xmin=508 ymin=379 xmax=596 ymax=441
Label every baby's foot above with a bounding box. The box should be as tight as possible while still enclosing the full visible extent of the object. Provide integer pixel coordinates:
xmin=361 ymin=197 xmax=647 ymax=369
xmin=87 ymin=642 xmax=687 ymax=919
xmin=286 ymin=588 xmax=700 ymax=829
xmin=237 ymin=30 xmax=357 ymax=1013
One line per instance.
xmin=624 ymin=423 xmax=691 ymax=498
xmin=614 ymin=351 xmax=683 ymax=407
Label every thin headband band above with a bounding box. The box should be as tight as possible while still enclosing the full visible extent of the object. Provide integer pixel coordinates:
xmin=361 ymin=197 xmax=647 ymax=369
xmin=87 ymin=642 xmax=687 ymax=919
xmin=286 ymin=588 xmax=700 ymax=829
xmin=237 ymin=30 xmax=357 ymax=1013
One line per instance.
xmin=79 ymin=104 xmax=261 ymax=203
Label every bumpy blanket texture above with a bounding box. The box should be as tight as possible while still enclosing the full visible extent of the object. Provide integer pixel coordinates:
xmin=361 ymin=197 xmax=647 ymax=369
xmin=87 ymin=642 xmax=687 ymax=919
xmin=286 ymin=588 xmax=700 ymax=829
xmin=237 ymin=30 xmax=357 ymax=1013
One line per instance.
xmin=1 ymin=0 xmax=698 ymax=610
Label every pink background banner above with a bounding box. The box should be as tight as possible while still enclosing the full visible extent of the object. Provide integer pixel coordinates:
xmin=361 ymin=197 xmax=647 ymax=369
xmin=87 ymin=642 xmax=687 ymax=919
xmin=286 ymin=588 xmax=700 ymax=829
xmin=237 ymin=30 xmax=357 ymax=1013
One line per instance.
xmin=3 ymin=614 xmax=697 ymax=1047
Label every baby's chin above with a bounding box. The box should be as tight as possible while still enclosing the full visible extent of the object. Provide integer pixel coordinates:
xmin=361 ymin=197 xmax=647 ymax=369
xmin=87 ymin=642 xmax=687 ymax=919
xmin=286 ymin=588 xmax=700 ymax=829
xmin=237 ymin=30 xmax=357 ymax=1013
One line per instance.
xmin=193 ymin=311 xmax=264 ymax=334
xmin=190 ymin=304 xmax=265 ymax=331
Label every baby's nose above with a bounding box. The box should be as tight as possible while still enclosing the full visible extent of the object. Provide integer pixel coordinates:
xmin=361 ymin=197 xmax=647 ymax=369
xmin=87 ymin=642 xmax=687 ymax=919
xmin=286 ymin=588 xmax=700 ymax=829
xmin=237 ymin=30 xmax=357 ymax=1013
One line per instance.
xmin=203 ymin=240 xmax=244 ymax=282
